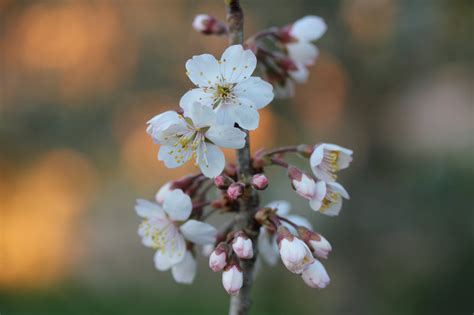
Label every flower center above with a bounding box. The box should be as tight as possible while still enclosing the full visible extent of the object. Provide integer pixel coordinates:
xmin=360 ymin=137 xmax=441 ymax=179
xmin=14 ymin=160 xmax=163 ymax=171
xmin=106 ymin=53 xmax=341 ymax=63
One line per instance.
xmin=320 ymin=192 xmax=339 ymax=212
xmin=141 ymin=220 xmax=173 ymax=251
xmin=213 ymin=84 xmax=236 ymax=108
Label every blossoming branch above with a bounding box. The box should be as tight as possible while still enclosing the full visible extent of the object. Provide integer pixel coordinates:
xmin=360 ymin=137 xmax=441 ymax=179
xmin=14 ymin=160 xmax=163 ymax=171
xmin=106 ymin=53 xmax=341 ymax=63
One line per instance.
xmin=134 ymin=2 xmax=353 ymax=314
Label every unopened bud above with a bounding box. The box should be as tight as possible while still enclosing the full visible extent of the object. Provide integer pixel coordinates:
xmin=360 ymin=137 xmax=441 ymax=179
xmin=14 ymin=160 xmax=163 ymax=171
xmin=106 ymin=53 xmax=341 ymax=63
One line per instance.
xmin=232 ymin=231 xmax=254 ymax=259
xmin=227 ymin=183 xmax=244 ymax=200
xmin=222 ymin=260 xmax=243 ymax=296
xmin=214 ymin=175 xmax=233 ymax=190
xmin=251 ymin=174 xmax=269 ymax=190
xmin=297 ymin=226 xmax=332 ymax=259
xmin=277 ymin=226 xmax=314 ymax=274
xmin=209 ymin=243 xmax=229 ymax=272
xmin=224 ymin=164 xmax=237 ymax=177
xmin=301 ymin=259 xmax=330 ymax=289
xmin=192 ymin=14 xmax=227 ymax=35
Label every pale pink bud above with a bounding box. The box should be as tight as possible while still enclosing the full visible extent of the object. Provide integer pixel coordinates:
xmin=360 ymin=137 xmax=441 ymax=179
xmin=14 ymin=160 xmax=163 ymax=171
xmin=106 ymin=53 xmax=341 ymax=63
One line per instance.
xmin=251 ymin=174 xmax=269 ymax=190
xmin=297 ymin=226 xmax=332 ymax=259
xmin=214 ymin=175 xmax=233 ymax=190
xmin=301 ymin=259 xmax=330 ymax=289
xmin=192 ymin=14 xmax=227 ymax=35
xmin=155 ymin=181 xmax=172 ymax=204
xmin=227 ymin=183 xmax=244 ymax=200
xmin=222 ymin=264 xmax=243 ymax=296
xmin=232 ymin=232 xmax=254 ymax=259
xmin=277 ymin=226 xmax=314 ymax=274
xmin=209 ymin=243 xmax=229 ymax=272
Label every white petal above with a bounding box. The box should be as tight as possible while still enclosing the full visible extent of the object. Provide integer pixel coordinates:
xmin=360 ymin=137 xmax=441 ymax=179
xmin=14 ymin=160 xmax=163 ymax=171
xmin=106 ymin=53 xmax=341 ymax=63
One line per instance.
xmin=258 ymin=229 xmax=279 ymax=266
xmin=180 ymin=219 xmax=217 ymax=245
xmin=197 ymin=143 xmax=225 ymax=178
xmin=171 ymin=251 xmax=196 ymax=284
xmin=233 ymin=77 xmax=274 ymax=109
xmin=205 ymin=125 xmax=246 ymax=149
xmin=185 ymin=53 xmax=220 ymax=87
xmin=215 ymin=103 xmax=239 ymax=126
xmin=310 ymin=144 xmax=325 ymax=168
xmin=153 ymin=232 xmax=186 ymax=271
xmin=265 ymin=200 xmax=291 ymax=216
xmin=328 ymin=182 xmax=350 ymax=199
xmin=184 ymin=101 xmax=216 ymax=128
xmin=322 ymin=143 xmax=353 ymax=156
xmin=287 ymin=41 xmax=319 ymax=66
xmin=290 ymin=16 xmax=327 ymax=42
xmin=135 ymin=199 xmax=165 ymax=219
xmin=233 ymin=102 xmax=260 ymax=130
xmin=180 ymin=88 xmax=214 ymax=110
xmin=155 ymin=182 xmax=173 ymax=204
xmin=289 ymin=62 xmax=309 ymax=83
xmin=162 ymin=189 xmax=192 ymax=221
xmin=220 ymin=45 xmax=257 ymax=83
xmin=158 ymin=144 xmax=192 ymax=168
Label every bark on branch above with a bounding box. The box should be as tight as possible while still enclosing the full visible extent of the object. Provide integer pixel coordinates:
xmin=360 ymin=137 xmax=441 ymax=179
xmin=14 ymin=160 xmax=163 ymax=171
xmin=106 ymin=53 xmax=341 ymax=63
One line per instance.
xmin=226 ymin=1 xmax=260 ymax=315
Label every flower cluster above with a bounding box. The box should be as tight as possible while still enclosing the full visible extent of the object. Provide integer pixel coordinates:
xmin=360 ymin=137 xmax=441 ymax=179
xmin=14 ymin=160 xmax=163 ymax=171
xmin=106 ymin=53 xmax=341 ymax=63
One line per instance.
xmin=135 ymin=9 xmax=353 ymax=301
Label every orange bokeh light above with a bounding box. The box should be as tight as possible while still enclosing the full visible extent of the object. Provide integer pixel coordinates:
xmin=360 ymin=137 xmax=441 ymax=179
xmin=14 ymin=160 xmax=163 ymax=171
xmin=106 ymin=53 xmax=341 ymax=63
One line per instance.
xmin=0 ymin=149 xmax=98 ymax=289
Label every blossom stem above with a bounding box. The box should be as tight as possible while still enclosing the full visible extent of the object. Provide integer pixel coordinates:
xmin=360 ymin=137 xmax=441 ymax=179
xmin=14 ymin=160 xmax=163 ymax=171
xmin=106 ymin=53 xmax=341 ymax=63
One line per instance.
xmin=276 ymin=215 xmax=299 ymax=228
xmin=226 ymin=1 xmax=260 ymax=315
xmin=270 ymin=157 xmax=290 ymax=168
xmin=264 ymin=146 xmax=298 ymax=157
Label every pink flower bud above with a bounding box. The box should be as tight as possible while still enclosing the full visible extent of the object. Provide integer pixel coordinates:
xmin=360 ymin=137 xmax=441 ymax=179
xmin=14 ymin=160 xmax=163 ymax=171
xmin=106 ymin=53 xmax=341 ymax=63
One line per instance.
xmin=251 ymin=174 xmax=269 ymax=190
xmin=232 ymin=232 xmax=254 ymax=259
xmin=301 ymin=259 xmax=330 ymax=289
xmin=222 ymin=263 xmax=243 ymax=296
xmin=155 ymin=181 xmax=172 ymax=204
xmin=214 ymin=175 xmax=233 ymax=190
xmin=227 ymin=183 xmax=244 ymax=200
xmin=277 ymin=226 xmax=314 ymax=274
xmin=209 ymin=243 xmax=229 ymax=272
xmin=297 ymin=227 xmax=332 ymax=259
xmin=192 ymin=14 xmax=227 ymax=35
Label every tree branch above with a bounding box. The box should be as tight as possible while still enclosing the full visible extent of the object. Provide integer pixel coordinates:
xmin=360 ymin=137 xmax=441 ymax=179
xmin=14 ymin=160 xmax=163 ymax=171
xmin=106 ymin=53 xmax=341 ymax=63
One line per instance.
xmin=226 ymin=1 xmax=260 ymax=315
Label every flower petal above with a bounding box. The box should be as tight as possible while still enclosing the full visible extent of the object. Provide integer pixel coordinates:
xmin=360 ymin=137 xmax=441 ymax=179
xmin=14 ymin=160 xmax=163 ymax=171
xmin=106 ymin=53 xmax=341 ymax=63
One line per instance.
xmin=158 ymin=144 xmax=192 ymax=168
xmin=197 ymin=143 xmax=225 ymax=178
xmin=185 ymin=101 xmax=216 ymax=128
xmin=265 ymin=200 xmax=291 ymax=216
xmin=289 ymin=62 xmax=309 ymax=83
xmin=185 ymin=53 xmax=220 ymax=87
xmin=205 ymin=125 xmax=246 ymax=149
xmin=290 ymin=16 xmax=327 ymax=42
xmin=135 ymin=199 xmax=165 ymax=219
xmin=163 ymin=189 xmax=192 ymax=221
xmin=215 ymin=103 xmax=239 ymax=126
xmin=234 ymin=101 xmax=260 ymax=130
xmin=171 ymin=251 xmax=197 ymax=284
xmin=180 ymin=88 xmax=214 ymax=111
xmin=258 ymin=229 xmax=279 ymax=266
xmin=220 ymin=45 xmax=257 ymax=83
xmin=180 ymin=219 xmax=217 ymax=245
xmin=287 ymin=41 xmax=318 ymax=66
xmin=233 ymin=77 xmax=274 ymax=109
xmin=153 ymin=232 xmax=186 ymax=271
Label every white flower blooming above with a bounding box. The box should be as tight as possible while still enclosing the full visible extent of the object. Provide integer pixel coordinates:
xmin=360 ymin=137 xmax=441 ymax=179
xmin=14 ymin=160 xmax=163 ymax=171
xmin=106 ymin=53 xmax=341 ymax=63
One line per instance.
xmin=301 ymin=259 xmax=330 ymax=289
xmin=180 ymin=44 xmax=274 ymax=130
xmin=277 ymin=227 xmax=314 ymax=274
xmin=222 ymin=264 xmax=243 ymax=296
xmin=171 ymin=250 xmax=197 ymax=284
xmin=147 ymin=102 xmax=246 ymax=178
xmin=310 ymin=143 xmax=353 ymax=182
xmin=310 ymin=181 xmax=350 ymax=216
xmin=135 ymin=189 xmax=217 ymax=283
xmin=286 ymin=16 xmax=327 ymax=83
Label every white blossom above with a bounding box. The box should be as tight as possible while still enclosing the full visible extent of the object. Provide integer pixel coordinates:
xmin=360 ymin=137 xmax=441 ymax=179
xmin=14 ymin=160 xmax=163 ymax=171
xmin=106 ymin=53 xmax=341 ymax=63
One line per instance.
xmin=147 ymin=102 xmax=246 ymax=178
xmin=232 ymin=235 xmax=254 ymax=259
xmin=171 ymin=250 xmax=197 ymax=284
xmin=286 ymin=16 xmax=327 ymax=82
xmin=310 ymin=143 xmax=353 ymax=182
xmin=301 ymin=259 xmax=330 ymax=289
xmin=310 ymin=181 xmax=350 ymax=216
xmin=135 ymin=189 xmax=217 ymax=278
xmin=180 ymin=44 xmax=274 ymax=130
xmin=209 ymin=250 xmax=227 ymax=272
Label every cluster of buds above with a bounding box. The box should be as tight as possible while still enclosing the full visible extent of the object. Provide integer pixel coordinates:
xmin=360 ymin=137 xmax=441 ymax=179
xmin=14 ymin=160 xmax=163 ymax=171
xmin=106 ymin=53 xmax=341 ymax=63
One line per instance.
xmin=208 ymin=231 xmax=254 ymax=295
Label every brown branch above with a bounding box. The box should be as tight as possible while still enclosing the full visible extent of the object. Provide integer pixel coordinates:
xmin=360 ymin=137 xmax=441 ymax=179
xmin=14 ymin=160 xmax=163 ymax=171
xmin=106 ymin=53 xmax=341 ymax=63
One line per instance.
xmin=225 ymin=1 xmax=261 ymax=315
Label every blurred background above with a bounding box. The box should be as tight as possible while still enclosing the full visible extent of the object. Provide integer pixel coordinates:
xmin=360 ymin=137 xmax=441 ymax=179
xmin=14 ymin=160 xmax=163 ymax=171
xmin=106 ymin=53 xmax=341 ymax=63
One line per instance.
xmin=1 ymin=0 xmax=473 ymax=314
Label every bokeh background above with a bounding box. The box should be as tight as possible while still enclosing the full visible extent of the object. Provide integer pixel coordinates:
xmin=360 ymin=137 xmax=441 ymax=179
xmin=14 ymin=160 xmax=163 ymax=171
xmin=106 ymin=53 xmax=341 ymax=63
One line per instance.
xmin=1 ymin=0 xmax=473 ymax=314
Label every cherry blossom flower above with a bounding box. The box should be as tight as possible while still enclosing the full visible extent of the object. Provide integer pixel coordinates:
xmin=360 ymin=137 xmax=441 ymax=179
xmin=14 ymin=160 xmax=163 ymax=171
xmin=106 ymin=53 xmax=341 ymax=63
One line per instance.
xmin=310 ymin=143 xmax=353 ymax=182
xmin=135 ymin=189 xmax=217 ymax=283
xmin=180 ymin=44 xmax=274 ymax=130
xmin=301 ymin=259 xmax=330 ymax=289
xmin=309 ymin=181 xmax=350 ymax=216
xmin=147 ymin=102 xmax=246 ymax=178
xmin=251 ymin=173 xmax=269 ymax=190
